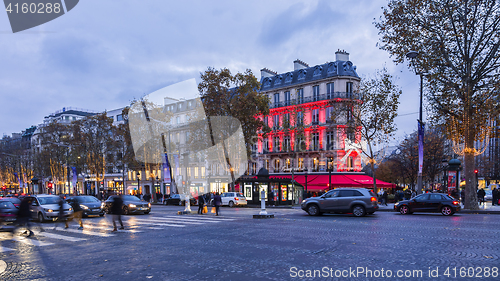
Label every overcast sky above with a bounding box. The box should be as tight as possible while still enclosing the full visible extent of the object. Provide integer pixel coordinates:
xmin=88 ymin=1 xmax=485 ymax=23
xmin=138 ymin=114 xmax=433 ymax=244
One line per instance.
xmin=0 ymin=0 xmax=423 ymax=146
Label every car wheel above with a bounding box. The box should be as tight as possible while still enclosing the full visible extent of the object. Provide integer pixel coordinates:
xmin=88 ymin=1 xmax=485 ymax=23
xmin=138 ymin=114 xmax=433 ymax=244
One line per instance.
xmin=306 ymin=204 xmax=320 ymax=216
xmin=399 ymin=205 xmax=410 ymax=215
xmin=441 ymin=206 xmax=453 ymax=216
xmin=38 ymin=213 xmax=44 ymax=223
xmin=123 ymin=206 xmax=129 ymax=215
xmin=228 ymin=201 xmax=234 ymax=208
xmin=352 ymin=205 xmax=366 ymax=217
xmin=144 ymin=211 xmax=150 ymax=214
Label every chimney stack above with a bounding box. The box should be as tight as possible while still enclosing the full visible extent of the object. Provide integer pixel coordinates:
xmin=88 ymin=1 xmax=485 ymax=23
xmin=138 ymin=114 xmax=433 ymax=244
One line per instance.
xmin=335 ymin=49 xmax=349 ymax=61
xmin=293 ymin=59 xmax=309 ymax=70
xmin=260 ymin=68 xmax=277 ymax=79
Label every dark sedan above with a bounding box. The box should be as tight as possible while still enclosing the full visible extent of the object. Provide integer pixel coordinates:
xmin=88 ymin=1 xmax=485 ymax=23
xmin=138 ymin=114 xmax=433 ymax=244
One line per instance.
xmin=0 ymin=197 xmax=21 ymax=208
xmin=103 ymin=195 xmax=151 ymax=215
xmin=0 ymin=201 xmax=18 ymax=223
xmin=394 ymin=193 xmax=461 ymax=216
xmin=66 ymin=196 xmax=104 ymax=217
xmin=163 ymin=194 xmax=197 ymax=206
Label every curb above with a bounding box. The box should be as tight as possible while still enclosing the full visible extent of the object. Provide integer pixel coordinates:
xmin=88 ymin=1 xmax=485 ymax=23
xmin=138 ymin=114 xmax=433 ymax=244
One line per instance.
xmin=377 ymin=208 xmax=500 ymax=214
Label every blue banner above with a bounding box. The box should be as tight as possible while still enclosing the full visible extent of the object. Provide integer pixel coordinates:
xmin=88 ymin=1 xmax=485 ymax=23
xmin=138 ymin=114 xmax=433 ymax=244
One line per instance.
xmin=72 ymin=167 xmax=77 ymax=193
xmin=163 ymin=153 xmax=171 ymax=183
xmin=418 ymin=122 xmax=425 ymax=174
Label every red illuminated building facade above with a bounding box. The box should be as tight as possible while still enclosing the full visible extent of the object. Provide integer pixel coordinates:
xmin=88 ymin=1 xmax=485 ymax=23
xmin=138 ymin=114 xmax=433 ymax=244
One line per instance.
xmin=252 ymin=50 xmax=363 ymax=175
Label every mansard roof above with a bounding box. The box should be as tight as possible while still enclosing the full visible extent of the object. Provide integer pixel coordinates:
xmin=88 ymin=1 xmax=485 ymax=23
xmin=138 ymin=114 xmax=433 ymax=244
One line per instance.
xmin=260 ymin=60 xmax=359 ymax=91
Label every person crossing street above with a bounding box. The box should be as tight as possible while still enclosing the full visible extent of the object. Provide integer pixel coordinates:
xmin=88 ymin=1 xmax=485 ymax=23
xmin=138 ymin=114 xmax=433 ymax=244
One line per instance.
xmin=111 ymin=194 xmax=124 ymax=232
xmin=67 ymin=198 xmax=84 ymax=230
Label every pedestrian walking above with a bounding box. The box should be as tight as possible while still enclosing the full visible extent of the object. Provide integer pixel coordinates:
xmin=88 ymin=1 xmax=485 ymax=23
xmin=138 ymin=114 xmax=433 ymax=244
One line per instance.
xmin=67 ymin=198 xmax=84 ymax=230
xmin=111 ymin=194 xmax=124 ymax=232
xmin=55 ymin=197 xmax=69 ymax=229
xmin=382 ymin=190 xmax=388 ymax=206
xmin=15 ymin=197 xmax=33 ymax=236
xmin=213 ymin=192 xmax=222 ymax=216
xmin=477 ymin=188 xmax=486 ymax=205
xmin=197 ymin=194 xmax=205 ymax=215
xmin=460 ymin=189 xmax=465 ymax=203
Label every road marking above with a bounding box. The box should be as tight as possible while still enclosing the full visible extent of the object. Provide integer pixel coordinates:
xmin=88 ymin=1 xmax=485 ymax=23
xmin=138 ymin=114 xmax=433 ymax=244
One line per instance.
xmin=132 ymin=218 xmax=205 ymax=225
xmin=123 ymin=221 xmax=185 ymax=228
xmin=152 ymin=215 xmax=235 ymax=222
xmin=54 ymin=227 xmax=116 ymax=237
xmin=0 ymin=246 xmax=15 ymax=252
xmin=32 ymin=230 xmax=87 ymax=242
xmin=82 ymin=225 xmax=142 ymax=233
xmin=12 ymin=236 xmax=54 ymax=246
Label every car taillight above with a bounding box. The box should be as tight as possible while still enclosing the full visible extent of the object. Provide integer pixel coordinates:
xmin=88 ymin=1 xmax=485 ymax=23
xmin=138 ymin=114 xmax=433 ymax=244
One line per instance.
xmin=235 ymin=198 xmax=239 ymax=200
xmin=371 ymin=197 xmax=377 ymax=202
xmin=453 ymin=201 xmax=459 ymax=205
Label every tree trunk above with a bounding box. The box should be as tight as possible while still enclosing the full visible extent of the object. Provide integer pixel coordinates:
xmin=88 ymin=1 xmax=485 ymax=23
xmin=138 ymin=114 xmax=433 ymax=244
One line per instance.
xmin=371 ymin=160 xmax=378 ymax=194
xmin=464 ymin=151 xmax=479 ymax=210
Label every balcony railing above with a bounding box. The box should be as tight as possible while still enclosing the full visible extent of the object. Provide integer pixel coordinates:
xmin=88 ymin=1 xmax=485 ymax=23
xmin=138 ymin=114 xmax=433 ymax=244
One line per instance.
xmin=270 ymin=92 xmax=360 ymax=109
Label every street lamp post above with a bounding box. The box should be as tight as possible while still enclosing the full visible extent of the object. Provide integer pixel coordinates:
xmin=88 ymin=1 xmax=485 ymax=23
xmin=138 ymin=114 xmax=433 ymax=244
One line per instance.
xmin=328 ymin=158 xmax=333 ymax=190
xmin=406 ymin=50 xmax=425 ymax=194
xmin=304 ymin=167 xmax=308 ymax=198
xmin=137 ymin=171 xmax=141 ymax=196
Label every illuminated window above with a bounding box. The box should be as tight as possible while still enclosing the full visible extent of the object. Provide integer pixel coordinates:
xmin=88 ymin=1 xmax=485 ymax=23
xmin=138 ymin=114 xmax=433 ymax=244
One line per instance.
xmin=347 ymin=156 xmax=354 ymax=170
xmin=286 ymin=158 xmax=291 ymax=169
xmin=274 ymin=159 xmax=280 ymax=173
xmin=327 ymin=157 xmax=334 ymax=171
xmin=265 ymin=159 xmax=270 ymax=170
xmin=298 ymin=158 xmax=304 ymax=170
xmin=313 ymin=158 xmax=319 ymax=172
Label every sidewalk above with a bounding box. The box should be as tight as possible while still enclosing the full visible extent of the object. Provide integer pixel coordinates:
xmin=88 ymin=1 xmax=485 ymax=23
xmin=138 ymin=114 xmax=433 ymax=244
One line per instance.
xmin=378 ymin=202 xmax=500 ymax=214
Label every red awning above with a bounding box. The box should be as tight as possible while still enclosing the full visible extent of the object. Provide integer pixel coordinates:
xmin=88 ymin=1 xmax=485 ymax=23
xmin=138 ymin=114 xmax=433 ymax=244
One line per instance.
xmin=269 ymin=174 xmax=395 ymax=192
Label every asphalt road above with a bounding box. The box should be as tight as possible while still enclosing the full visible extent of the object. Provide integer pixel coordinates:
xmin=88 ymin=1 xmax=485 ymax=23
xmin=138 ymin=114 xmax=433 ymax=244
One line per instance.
xmin=0 ymin=206 xmax=499 ymax=281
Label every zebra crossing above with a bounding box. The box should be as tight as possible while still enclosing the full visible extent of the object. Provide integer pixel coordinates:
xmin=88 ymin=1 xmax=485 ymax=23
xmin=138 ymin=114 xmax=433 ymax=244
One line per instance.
xmin=0 ymin=214 xmax=236 ymax=253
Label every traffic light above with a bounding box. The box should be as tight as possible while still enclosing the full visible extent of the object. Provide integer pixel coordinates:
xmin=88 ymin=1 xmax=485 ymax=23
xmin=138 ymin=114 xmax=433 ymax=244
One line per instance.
xmin=474 ymin=169 xmax=478 ymax=174
xmin=48 ymin=182 xmax=53 ymax=189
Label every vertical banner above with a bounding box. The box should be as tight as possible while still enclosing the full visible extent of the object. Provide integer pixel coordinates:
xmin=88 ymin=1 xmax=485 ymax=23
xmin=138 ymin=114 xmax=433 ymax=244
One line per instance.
xmin=163 ymin=153 xmax=171 ymax=183
xmin=14 ymin=172 xmax=21 ymax=187
xmin=418 ymin=122 xmax=425 ymax=174
xmin=71 ymin=167 xmax=77 ymax=194
xmin=448 ymin=171 xmax=457 ymax=189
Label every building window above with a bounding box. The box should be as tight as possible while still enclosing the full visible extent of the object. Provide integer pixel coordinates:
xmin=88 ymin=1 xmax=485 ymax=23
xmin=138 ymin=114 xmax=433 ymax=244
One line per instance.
xmin=296 ymin=111 xmax=303 ymax=126
xmin=312 ymin=109 xmax=319 ymax=125
xmin=284 ymin=91 xmax=291 ymax=105
xmin=264 ymin=138 xmax=270 ymax=152
xmin=274 ymin=93 xmax=280 ymax=106
xmin=296 ymin=135 xmax=305 ymax=152
xmin=327 ymin=82 xmax=334 ymax=99
xmin=176 ymin=116 xmax=180 ymax=124
xmin=298 ymin=158 xmax=304 ymax=170
xmin=312 ymin=133 xmax=319 ymax=151
xmin=265 ymin=159 xmax=270 ymax=170
xmin=327 ymin=131 xmax=335 ymax=150
xmin=178 ymin=103 xmax=182 ymax=110
xmin=283 ymin=113 xmax=290 ymax=128
xmin=264 ymin=116 xmax=269 ymax=128
xmin=284 ymin=136 xmax=290 ymax=152
xmin=347 ymin=156 xmax=354 ymax=170
xmin=274 ymin=136 xmax=280 ymax=152
xmin=313 ymin=85 xmax=320 ymax=101
xmin=273 ymin=115 xmax=280 ymax=130
xmin=312 ymin=157 xmax=319 ymax=172
xmin=273 ymin=159 xmax=280 ymax=173
xmin=116 ymin=114 xmax=123 ymax=121
xmin=194 ymin=167 xmax=199 ymax=179
xmin=326 ymin=107 xmax=334 ymax=123
xmin=327 ymin=157 xmax=334 ymax=171
xmin=346 ymin=107 xmax=353 ymax=123
xmin=285 ymin=158 xmax=291 ymax=169
xmin=346 ymin=82 xmax=353 ymax=98
xmin=201 ymin=167 xmax=205 ymax=178
xmin=297 ymin=88 xmax=304 ymax=104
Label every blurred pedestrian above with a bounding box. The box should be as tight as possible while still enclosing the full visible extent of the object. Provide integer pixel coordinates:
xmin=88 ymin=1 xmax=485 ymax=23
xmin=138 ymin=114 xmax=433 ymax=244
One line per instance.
xmin=460 ymin=189 xmax=465 ymax=203
xmin=197 ymin=194 xmax=205 ymax=215
xmin=15 ymin=197 xmax=32 ymax=237
xmin=67 ymin=198 xmax=84 ymax=230
xmin=382 ymin=190 xmax=388 ymax=206
xmin=111 ymin=194 xmax=124 ymax=232
xmin=492 ymin=187 xmax=498 ymax=206
xmin=213 ymin=192 xmax=222 ymax=216
xmin=55 ymin=197 xmax=68 ymax=229
xmin=477 ymin=188 xmax=486 ymax=205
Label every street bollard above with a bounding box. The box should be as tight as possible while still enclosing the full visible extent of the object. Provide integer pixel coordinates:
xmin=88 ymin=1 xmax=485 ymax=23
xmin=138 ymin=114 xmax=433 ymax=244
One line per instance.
xmin=260 ymin=190 xmax=268 ymax=215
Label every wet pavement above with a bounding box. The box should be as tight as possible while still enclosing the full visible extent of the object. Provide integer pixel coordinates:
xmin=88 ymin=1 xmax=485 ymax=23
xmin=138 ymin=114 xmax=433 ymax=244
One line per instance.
xmin=0 ymin=205 xmax=499 ymax=280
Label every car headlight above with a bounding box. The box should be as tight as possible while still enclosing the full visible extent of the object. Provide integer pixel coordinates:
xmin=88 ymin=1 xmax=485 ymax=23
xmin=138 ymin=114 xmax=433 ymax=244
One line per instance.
xmin=394 ymin=202 xmax=399 ymax=206
xmin=129 ymin=204 xmax=136 ymax=208
xmin=80 ymin=204 xmax=89 ymax=210
xmin=148 ymin=203 xmax=151 ymax=207
xmin=46 ymin=209 xmax=53 ymax=212
xmin=101 ymin=202 xmax=105 ymax=208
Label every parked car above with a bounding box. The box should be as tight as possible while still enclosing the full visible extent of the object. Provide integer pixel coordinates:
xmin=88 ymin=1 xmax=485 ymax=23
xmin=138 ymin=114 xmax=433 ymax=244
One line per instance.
xmin=0 ymin=197 xmax=21 ymax=208
xmin=220 ymin=192 xmax=247 ymax=207
xmin=394 ymin=193 xmax=460 ymax=216
xmin=163 ymin=194 xmax=197 ymax=206
xmin=484 ymin=190 xmax=492 ymax=201
xmin=103 ymin=195 xmax=151 ymax=215
xmin=66 ymin=196 xmax=104 ymax=217
xmin=0 ymin=201 xmax=18 ymax=223
xmin=28 ymin=195 xmax=74 ymax=222
xmin=301 ymin=188 xmax=378 ymax=217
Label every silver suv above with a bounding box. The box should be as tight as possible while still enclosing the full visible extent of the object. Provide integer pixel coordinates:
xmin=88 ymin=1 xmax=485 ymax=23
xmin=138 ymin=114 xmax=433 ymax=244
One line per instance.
xmin=28 ymin=195 xmax=73 ymax=222
xmin=301 ymin=188 xmax=378 ymax=217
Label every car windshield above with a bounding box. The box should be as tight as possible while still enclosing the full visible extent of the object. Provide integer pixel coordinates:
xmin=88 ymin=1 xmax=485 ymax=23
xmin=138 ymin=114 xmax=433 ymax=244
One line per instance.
xmin=237 ymin=193 xmax=245 ymax=197
xmin=6 ymin=198 xmax=21 ymax=204
xmin=123 ymin=195 xmax=140 ymax=201
xmin=0 ymin=201 xmax=15 ymax=209
xmin=38 ymin=196 xmax=61 ymax=205
xmin=76 ymin=196 xmax=100 ymax=203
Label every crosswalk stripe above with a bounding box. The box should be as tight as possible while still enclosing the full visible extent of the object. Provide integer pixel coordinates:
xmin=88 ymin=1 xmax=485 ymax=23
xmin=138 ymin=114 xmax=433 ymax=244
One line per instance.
xmin=53 ymin=227 xmax=116 ymax=237
xmin=124 ymin=221 xmax=185 ymax=228
xmin=0 ymin=246 xmax=15 ymax=252
xmin=129 ymin=218 xmax=205 ymax=225
xmin=82 ymin=225 xmax=142 ymax=233
xmin=152 ymin=215 xmax=235 ymax=222
xmin=32 ymin=231 xmax=87 ymax=242
xmin=156 ymin=215 xmax=235 ymax=221
xmin=12 ymin=236 xmax=54 ymax=246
